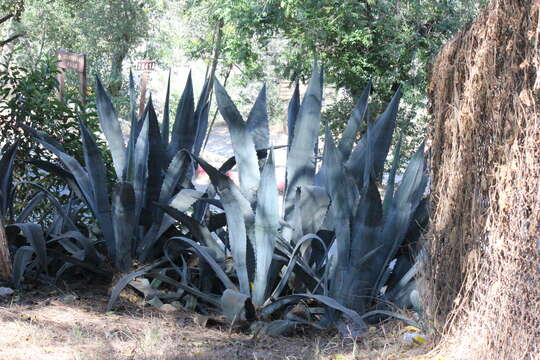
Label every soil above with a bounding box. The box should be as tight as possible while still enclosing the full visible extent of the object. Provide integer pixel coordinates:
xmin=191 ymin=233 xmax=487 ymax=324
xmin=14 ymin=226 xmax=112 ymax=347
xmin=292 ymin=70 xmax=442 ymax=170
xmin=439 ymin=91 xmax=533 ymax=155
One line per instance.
xmin=0 ymin=282 xmax=431 ymax=360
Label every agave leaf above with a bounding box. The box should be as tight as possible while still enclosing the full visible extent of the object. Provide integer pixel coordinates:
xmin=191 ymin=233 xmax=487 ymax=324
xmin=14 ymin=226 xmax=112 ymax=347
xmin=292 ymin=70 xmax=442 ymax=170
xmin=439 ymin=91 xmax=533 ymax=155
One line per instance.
xmin=15 ymin=191 xmax=46 ymax=223
xmin=382 ymin=133 xmax=403 ymax=214
xmin=130 ymin=108 xmax=150 ymax=222
xmin=252 ymin=320 xmax=297 ymax=336
xmin=8 ymin=223 xmax=47 ymax=275
xmin=246 ymin=84 xmax=269 ymax=150
xmin=287 ymin=82 xmax=300 ymax=151
xmin=148 ymin=272 xmax=221 ymax=307
xmin=322 ymin=128 xmax=358 ymax=268
xmin=156 ymin=203 xmax=223 ymax=256
xmin=297 ymin=185 xmax=330 ymax=236
xmin=214 ymin=78 xmax=260 ymax=201
xmin=218 ymin=145 xmax=287 ymax=175
xmin=261 ymin=293 xmax=367 ymax=331
xmin=15 ymin=182 xmax=79 ymax=232
xmin=221 ymin=288 xmax=256 ymax=323
xmin=338 ymin=81 xmax=371 ymax=161
xmin=371 ymin=143 xmax=427 ymax=298
xmin=112 ymin=182 xmax=136 ymax=271
xmin=196 ymin=157 xmax=253 ymax=295
xmin=252 ymin=150 xmax=279 ymax=306
xmin=161 ymin=70 xmax=172 ymax=148
xmin=27 ymin=160 xmax=85 ymax=201
xmin=283 ymin=64 xmax=323 ymax=223
xmin=193 ymin=79 xmax=211 ymax=158
xmin=95 ymin=76 xmax=126 ymax=179
xmin=79 ymin=120 xmax=115 ymax=257
xmin=0 ymin=140 xmax=18 ymax=217
xmin=267 ymin=234 xmax=327 ymax=304
xmin=360 ymin=309 xmax=421 ymax=329
xmin=129 ymin=69 xmax=137 ymax=127
xmin=168 ymin=72 xmax=195 ymax=159
xmin=49 ymin=231 xmax=100 ymax=265
xmin=124 ymin=71 xmax=138 ymax=181
xmin=346 ymin=87 xmax=401 ymax=187
xmin=167 ymin=237 xmax=236 ymax=290
xmin=30 ymin=131 xmax=97 ymax=218
xmin=12 ymin=246 xmax=34 ymax=288
xmin=106 ymin=258 xmax=168 ymax=311
xmin=145 ymin=99 xmax=167 ymax=224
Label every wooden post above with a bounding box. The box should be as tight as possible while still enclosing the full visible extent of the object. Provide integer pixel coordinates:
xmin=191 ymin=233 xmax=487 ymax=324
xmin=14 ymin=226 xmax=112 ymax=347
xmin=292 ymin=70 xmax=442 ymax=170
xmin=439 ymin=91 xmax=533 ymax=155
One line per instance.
xmin=56 ymin=49 xmax=87 ymax=106
xmin=0 ymin=218 xmax=12 ymax=280
xmin=138 ymin=71 xmax=149 ymax=118
xmin=135 ymin=60 xmax=156 ymax=119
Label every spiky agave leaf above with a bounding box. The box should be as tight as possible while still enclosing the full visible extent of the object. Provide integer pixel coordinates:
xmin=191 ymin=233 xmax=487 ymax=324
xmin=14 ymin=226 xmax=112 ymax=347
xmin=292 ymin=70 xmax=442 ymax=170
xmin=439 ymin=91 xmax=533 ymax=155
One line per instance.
xmin=95 ymin=76 xmax=126 ymax=180
xmin=8 ymin=223 xmax=47 ymax=276
xmin=371 ymin=143 xmax=427 ymax=299
xmin=246 ymin=84 xmax=269 ymax=150
xmin=252 ymin=150 xmax=279 ymax=306
xmin=168 ymin=72 xmax=195 ymax=160
xmin=196 ymin=156 xmax=253 ymax=295
xmin=79 ymin=120 xmax=115 ymax=258
xmin=112 ymin=182 xmax=136 ymax=271
xmin=338 ymin=81 xmax=371 ymax=161
xmin=346 ymin=88 xmax=401 ymax=188
xmin=0 ymin=140 xmax=18 ymax=218
xmin=214 ymin=78 xmax=260 ymax=201
xmin=283 ymin=63 xmax=323 ymax=223
xmin=287 ymin=81 xmax=301 ymax=152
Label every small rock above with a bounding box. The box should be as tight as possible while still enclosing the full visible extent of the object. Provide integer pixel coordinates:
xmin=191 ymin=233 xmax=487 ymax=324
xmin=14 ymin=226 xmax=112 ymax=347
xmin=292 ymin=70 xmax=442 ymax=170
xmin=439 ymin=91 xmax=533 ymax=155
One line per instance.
xmin=402 ymin=332 xmax=429 ymax=345
xmin=159 ymin=304 xmax=177 ymax=313
xmin=59 ymin=294 xmax=78 ymax=303
xmin=0 ymin=287 xmax=14 ymax=297
xmin=170 ymin=301 xmax=183 ymax=310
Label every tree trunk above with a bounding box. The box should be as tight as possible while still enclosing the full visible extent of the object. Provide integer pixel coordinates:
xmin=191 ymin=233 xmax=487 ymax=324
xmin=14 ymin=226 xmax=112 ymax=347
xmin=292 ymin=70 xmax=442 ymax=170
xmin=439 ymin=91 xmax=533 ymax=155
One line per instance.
xmin=108 ymin=47 xmax=128 ymax=97
xmin=0 ymin=217 xmax=12 ymax=280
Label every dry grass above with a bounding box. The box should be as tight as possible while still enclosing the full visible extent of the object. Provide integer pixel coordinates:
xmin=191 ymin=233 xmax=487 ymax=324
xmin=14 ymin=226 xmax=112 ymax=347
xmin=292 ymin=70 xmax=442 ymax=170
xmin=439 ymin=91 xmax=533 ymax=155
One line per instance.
xmin=0 ymin=285 xmax=434 ymax=360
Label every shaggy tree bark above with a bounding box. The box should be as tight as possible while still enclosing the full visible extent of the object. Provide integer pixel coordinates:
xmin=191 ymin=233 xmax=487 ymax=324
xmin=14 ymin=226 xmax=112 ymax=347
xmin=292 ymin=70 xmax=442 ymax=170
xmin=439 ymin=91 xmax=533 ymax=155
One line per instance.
xmin=0 ymin=218 xmax=12 ymax=280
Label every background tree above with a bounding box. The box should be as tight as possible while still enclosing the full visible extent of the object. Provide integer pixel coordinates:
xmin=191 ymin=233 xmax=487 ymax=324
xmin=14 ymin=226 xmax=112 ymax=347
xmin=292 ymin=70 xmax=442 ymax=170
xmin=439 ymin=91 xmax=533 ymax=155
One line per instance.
xmin=0 ymin=0 xmax=24 ymax=49
xmin=5 ymin=0 xmax=156 ymax=95
xmin=178 ymin=0 xmax=488 ymax=162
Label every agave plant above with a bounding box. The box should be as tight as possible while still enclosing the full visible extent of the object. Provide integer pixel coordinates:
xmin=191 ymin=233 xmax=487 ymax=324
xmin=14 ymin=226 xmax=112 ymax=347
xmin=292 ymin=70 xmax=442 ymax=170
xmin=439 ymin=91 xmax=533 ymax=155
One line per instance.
xmin=104 ymin=64 xmax=428 ymax=336
xmin=24 ymin=71 xmax=211 ymax=272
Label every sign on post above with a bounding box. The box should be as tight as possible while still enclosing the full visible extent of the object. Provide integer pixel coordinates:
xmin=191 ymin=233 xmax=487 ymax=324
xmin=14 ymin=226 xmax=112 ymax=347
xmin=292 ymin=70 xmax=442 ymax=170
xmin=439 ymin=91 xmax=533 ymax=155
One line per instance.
xmin=136 ymin=60 xmax=156 ymax=118
xmin=56 ymin=49 xmax=87 ymax=105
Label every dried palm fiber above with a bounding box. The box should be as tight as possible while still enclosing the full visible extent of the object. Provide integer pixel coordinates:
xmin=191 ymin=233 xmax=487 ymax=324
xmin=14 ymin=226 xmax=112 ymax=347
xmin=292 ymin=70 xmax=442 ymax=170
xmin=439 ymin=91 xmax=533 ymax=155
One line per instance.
xmin=425 ymin=0 xmax=539 ymax=359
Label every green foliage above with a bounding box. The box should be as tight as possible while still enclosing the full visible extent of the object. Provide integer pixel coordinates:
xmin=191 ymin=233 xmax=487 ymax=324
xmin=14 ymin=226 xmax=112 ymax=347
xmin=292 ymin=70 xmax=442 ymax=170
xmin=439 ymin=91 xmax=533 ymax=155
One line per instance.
xmin=179 ymin=0 xmax=487 ymax=163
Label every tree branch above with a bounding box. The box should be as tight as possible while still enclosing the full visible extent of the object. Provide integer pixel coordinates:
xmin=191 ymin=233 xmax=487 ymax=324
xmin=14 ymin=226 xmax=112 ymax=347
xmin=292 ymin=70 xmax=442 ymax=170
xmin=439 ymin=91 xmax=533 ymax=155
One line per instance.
xmin=0 ymin=33 xmax=24 ymax=48
xmin=0 ymin=14 xmax=14 ymax=26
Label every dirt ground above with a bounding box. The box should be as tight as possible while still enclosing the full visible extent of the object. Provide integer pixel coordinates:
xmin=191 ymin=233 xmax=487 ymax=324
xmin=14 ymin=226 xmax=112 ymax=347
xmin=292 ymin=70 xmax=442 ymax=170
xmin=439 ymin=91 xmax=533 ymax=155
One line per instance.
xmin=0 ymin=282 xmax=433 ymax=360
